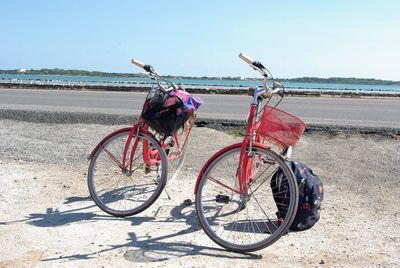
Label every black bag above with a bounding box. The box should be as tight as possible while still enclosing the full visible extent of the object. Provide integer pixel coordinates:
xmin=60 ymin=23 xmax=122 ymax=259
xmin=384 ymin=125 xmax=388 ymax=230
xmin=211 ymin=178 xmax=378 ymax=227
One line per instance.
xmin=271 ymin=160 xmax=324 ymax=231
xmin=141 ymin=90 xmax=190 ymax=136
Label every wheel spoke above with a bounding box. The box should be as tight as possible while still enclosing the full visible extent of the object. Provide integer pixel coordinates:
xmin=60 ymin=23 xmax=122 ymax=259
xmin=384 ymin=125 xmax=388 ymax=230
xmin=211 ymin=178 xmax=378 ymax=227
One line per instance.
xmin=196 ymin=145 xmax=298 ymax=252
xmin=88 ymin=130 xmax=168 ymax=217
xmin=249 ymin=166 xmax=279 ymax=196
xmin=207 ymin=175 xmax=241 ymax=194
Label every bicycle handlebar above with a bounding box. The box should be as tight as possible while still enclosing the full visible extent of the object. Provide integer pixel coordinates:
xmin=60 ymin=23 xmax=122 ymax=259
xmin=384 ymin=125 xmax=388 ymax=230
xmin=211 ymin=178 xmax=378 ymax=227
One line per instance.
xmin=130 ymin=58 xmax=177 ymax=92
xmin=239 ymin=53 xmax=285 ymax=100
xmin=239 ymin=53 xmax=254 ymax=65
xmin=239 ymin=53 xmax=269 ymax=78
xmin=131 ymin=59 xmax=146 ymax=69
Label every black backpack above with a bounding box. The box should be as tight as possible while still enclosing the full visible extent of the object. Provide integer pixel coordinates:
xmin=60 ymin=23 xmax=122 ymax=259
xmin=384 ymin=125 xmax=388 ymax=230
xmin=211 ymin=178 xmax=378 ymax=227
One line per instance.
xmin=271 ymin=161 xmax=324 ymax=231
xmin=141 ymin=90 xmax=190 ymax=136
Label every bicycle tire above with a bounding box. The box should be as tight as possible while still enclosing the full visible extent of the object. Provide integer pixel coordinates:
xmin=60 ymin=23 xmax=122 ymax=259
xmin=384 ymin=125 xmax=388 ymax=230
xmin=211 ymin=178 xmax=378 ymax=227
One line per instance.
xmin=195 ymin=144 xmax=298 ymax=252
xmin=88 ymin=128 xmax=168 ymax=217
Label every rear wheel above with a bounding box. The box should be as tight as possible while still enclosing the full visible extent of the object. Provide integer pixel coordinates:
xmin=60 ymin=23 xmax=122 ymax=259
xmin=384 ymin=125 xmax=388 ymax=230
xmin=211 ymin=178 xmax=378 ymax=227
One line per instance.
xmin=195 ymin=145 xmax=298 ymax=252
xmin=88 ymin=129 xmax=168 ymax=217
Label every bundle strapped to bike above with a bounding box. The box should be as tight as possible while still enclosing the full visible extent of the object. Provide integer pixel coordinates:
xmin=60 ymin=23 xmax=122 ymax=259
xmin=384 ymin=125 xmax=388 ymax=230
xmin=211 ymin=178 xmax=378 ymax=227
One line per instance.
xmin=141 ymin=88 xmax=203 ymax=136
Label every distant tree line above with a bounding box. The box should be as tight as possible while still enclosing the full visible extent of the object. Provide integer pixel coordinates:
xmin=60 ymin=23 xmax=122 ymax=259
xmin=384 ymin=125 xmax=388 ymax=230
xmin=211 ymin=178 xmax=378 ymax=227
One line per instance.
xmin=280 ymin=77 xmax=400 ymax=85
xmin=1 ymin=68 xmax=399 ymax=85
xmin=0 ymin=68 xmax=143 ymax=78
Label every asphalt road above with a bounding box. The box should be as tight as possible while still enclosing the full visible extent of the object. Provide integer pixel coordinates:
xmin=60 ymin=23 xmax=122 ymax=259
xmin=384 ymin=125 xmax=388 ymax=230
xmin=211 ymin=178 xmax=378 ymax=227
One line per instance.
xmin=1 ymin=88 xmax=399 ymax=128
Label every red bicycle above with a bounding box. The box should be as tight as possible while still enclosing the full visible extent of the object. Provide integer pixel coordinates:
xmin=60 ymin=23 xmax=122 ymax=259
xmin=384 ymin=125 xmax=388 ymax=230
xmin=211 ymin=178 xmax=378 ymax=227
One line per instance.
xmin=194 ymin=54 xmax=307 ymax=252
xmin=87 ymin=59 xmax=197 ymax=217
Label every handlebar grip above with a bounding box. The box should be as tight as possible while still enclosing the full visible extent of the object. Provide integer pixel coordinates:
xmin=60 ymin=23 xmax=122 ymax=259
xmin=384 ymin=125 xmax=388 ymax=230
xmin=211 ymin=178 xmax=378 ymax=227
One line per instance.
xmin=271 ymin=88 xmax=280 ymax=94
xmin=239 ymin=53 xmax=254 ymax=65
xmin=131 ymin=59 xmax=146 ymax=68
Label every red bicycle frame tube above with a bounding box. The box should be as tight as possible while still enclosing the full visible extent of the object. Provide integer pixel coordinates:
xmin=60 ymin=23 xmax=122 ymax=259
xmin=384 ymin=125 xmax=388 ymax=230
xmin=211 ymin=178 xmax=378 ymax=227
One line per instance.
xmin=90 ymin=117 xmax=189 ymax=175
xmin=88 ymin=127 xmax=133 ymax=161
xmin=194 ymin=103 xmax=269 ymax=194
xmin=194 ymin=143 xmax=245 ymax=194
xmin=237 ymin=103 xmax=258 ymax=193
xmin=122 ymin=123 xmax=161 ymax=173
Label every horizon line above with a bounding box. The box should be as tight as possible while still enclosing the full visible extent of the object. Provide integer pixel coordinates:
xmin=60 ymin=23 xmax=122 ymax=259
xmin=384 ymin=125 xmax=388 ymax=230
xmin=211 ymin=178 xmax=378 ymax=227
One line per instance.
xmin=0 ymin=68 xmax=399 ymax=83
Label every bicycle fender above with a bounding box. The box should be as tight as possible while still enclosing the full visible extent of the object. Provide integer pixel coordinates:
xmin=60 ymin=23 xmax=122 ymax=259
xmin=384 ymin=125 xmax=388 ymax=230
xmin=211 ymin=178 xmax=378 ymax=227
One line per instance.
xmin=87 ymin=127 xmax=133 ymax=160
xmin=87 ymin=126 xmax=159 ymax=160
xmin=193 ymin=142 xmax=271 ymax=194
xmin=194 ymin=143 xmax=242 ymax=194
xmin=88 ymin=126 xmax=159 ymax=161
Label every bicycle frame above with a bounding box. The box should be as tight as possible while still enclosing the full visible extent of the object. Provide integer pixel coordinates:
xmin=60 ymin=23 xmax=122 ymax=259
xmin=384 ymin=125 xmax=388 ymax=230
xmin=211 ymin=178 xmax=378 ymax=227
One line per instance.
xmin=194 ymin=92 xmax=270 ymax=195
xmin=89 ymin=59 xmax=194 ymax=176
xmin=237 ymin=103 xmax=258 ymax=194
xmin=88 ymin=114 xmax=192 ymax=176
xmin=195 ymin=54 xmax=288 ymax=196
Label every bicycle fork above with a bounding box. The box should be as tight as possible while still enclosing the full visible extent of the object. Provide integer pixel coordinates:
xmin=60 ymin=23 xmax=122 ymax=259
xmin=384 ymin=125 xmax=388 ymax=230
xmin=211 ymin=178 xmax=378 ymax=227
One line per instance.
xmin=119 ymin=125 xmax=161 ymax=176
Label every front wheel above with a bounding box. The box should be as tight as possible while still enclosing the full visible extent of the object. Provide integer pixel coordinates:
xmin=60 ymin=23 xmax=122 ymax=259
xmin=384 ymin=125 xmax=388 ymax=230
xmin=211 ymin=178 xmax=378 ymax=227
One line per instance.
xmin=88 ymin=129 xmax=168 ymax=217
xmin=195 ymin=145 xmax=298 ymax=252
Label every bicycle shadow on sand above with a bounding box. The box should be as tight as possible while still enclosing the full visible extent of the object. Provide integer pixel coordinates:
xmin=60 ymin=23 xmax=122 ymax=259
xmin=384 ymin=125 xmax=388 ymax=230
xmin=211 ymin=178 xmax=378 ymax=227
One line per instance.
xmin=4 ymin=192 xmax=156 ymax=228
xmin=43 ymin=203 xmax=261 ymax=263
xmin=121 ymin=203 xmax=262 ymax=262
xmin=2 ymin=195 xmax=101 ymax=227
xmin=4 ymin=194 xmax=261 ymax=262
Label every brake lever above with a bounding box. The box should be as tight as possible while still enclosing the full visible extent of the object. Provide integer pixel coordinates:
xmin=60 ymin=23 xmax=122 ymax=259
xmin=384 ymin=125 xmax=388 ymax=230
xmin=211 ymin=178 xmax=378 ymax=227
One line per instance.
xmin=272 ymin=81 xmax=285 ymax=97
xmin=143 ymin=64 xmax=155 ymax=73
xmin=252 ymin=61 xmax=266 ymax=70
xmin=278 ymin=89 xmax=285 ymax=98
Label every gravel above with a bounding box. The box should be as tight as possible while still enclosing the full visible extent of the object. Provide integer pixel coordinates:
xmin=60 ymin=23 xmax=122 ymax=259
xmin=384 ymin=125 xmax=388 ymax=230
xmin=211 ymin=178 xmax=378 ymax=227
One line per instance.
xmin=0 ymin=119 xmax=399 ymax=267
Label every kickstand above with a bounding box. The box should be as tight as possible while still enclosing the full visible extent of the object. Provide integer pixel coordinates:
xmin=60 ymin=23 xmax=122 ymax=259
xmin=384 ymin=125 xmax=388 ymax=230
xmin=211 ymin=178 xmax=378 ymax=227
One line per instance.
xmin=164 ymin=187 xmax=171 ymax=200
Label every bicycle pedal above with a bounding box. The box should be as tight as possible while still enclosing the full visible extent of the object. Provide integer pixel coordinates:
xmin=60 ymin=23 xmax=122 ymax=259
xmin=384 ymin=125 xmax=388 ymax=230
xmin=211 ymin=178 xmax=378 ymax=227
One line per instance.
xmin=262 ymin=158 xmax=275 ymax=165
xmin=215 ymin=194 xmax=230 ymax=203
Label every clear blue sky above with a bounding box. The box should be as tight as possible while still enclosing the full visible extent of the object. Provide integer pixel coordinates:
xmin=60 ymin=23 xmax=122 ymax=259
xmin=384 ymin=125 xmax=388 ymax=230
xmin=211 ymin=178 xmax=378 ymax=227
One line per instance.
xmin=1 ymin=1 xmax=399 ymax=80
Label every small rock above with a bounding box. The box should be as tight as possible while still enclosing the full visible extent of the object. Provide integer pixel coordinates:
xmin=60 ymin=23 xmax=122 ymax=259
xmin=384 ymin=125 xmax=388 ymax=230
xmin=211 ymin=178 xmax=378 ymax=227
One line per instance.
xmin=319 ymin=259 xmax=325 ymax=264
xmin=33 ymin=177 xmax=38 ymax=180
xmin=182 ymin=199 xmax=192 ymax=206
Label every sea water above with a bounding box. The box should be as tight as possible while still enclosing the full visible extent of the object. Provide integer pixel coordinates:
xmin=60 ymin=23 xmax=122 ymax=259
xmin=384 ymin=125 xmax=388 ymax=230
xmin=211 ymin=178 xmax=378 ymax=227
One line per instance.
xmin=1 ymin=73 xmax=399 ymax=93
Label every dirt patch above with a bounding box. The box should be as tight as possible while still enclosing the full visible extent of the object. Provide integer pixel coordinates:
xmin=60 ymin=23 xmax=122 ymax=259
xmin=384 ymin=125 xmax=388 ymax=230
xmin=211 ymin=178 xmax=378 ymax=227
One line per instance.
xmin=0 ymin=120 xmax=399 ymax=267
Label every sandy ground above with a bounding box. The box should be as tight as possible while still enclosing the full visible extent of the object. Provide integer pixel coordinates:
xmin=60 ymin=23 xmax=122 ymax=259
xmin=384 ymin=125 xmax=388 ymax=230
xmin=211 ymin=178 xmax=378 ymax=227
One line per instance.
xmin=0 ymin=119 xmax=399 ymax=267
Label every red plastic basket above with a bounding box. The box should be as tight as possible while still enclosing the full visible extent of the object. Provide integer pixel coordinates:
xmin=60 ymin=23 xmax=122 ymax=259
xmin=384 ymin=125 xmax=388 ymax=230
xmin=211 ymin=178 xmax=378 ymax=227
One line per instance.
xmin=257 ymin=106 xmax=307 ymax=148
